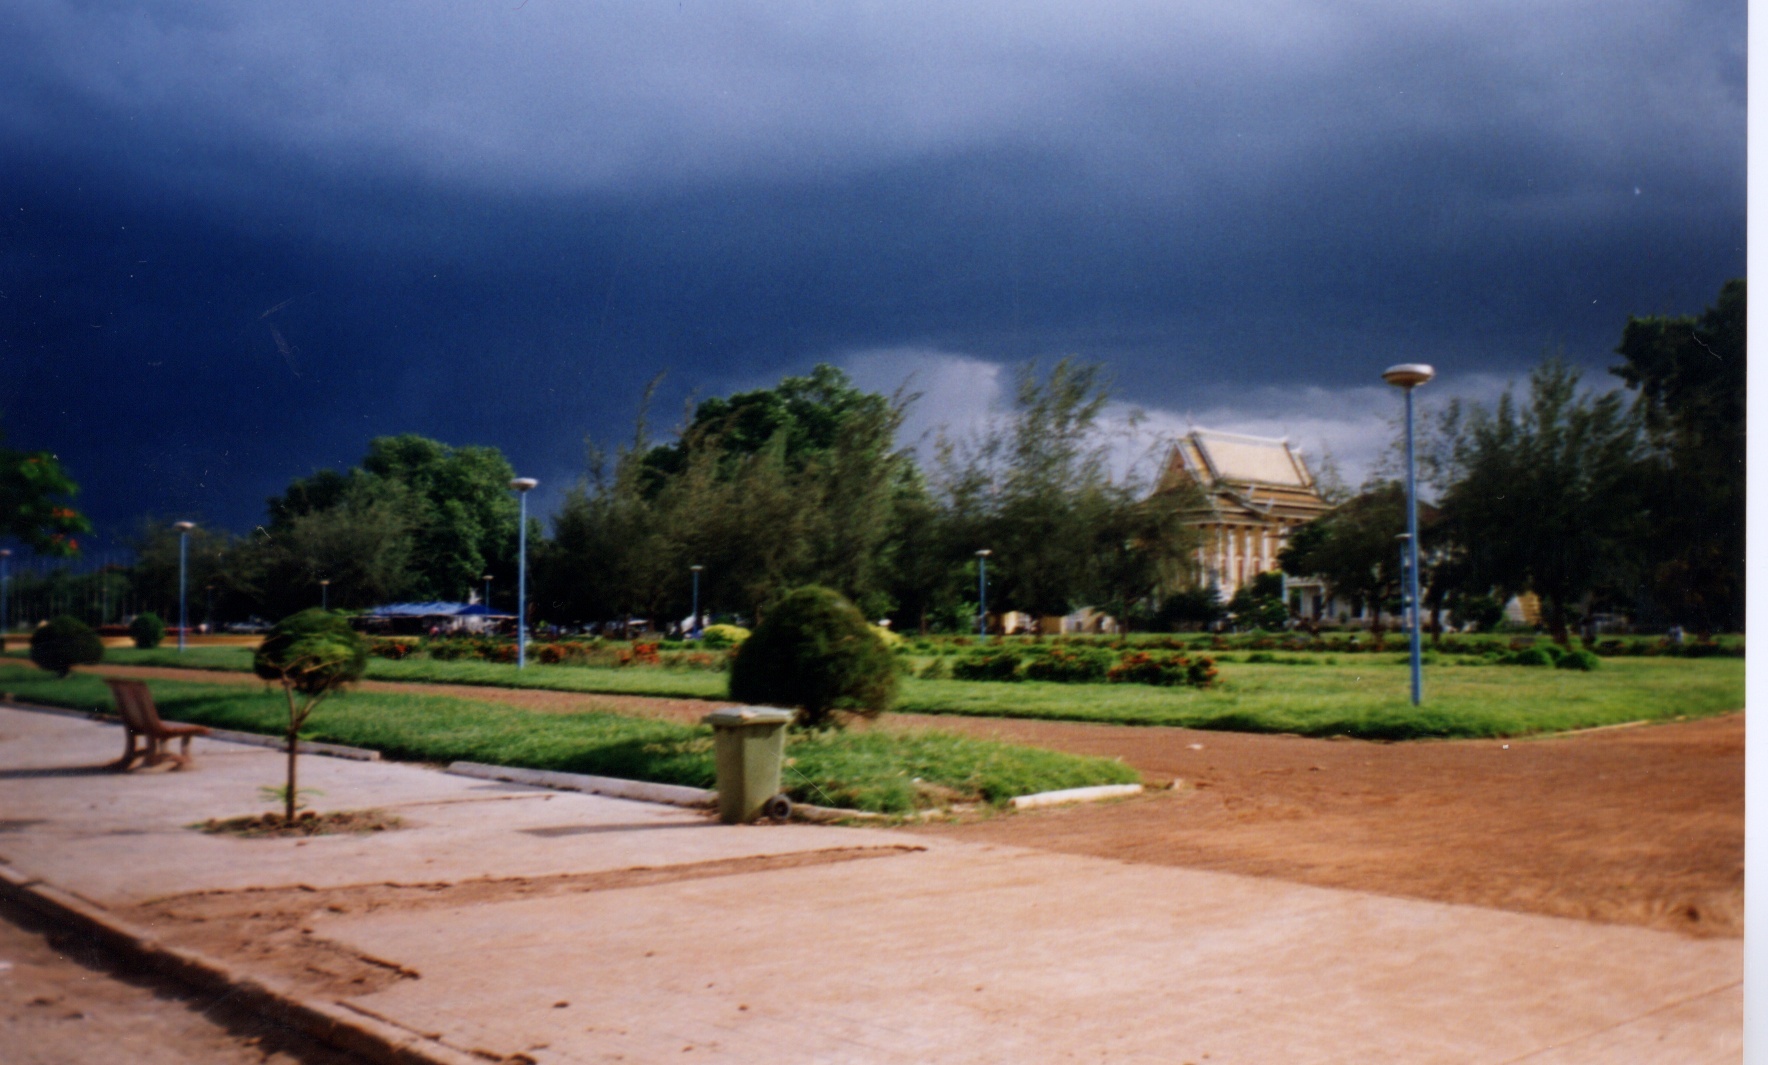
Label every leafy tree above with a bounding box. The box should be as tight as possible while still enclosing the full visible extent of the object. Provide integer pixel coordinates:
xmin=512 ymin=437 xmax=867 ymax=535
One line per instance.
xmin=1433 ymin=359 xmax=1646 ymax=643
xmin=1279 ymin=482 xmax=1407 ymax=631
xmin=935 ymin=359 xmax=1202 ymax=625
xmin=0 ymin=443 xmax=91 ymax=556
xmin=540 ymin=367 xmax=915 ymax=627
xmin=29 ymin=616 xmax=104 ymax=677
xmin=268 ymin=435 xmax=519 ymax=605
xmin=1227 ymin=571 xmax=1289 ymax=630
xmin=253 ymin=610 xmax=368 ymax=822
xmin=1611 ymin=279 xmax=1744 ymax=631
xmin=727 ymin=586 xmax=897 ymax=728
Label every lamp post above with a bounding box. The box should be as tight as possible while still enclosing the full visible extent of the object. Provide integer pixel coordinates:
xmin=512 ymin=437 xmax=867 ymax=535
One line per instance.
xmin=320 ymin=579 xmax=331 ymax=612
xmin=1382 ymin=363 xmax=1434 ymax=705
xmin=174 ymin=522 xmax=195 ymax=652
xmin=482 ymin=574 xmax=493 ymax=611
xmin=510 ymin=477 xmax=538 ymax=669
xmin=689 ymin=565 xmax=704 ymax=638
xmin=975 ymin=549 xmax=992 ymax=637
xmin=0 ymin=549 xmax=10 ymax=640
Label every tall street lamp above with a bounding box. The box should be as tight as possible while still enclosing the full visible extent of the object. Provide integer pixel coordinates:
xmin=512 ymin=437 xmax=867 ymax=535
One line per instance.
xmin=510 ymin=477 xmax=539 ymax=669
xmin=320 ymin=578 xmax=331 ymax=611
xmin=1382 ymin=363 xmax=1434 ymax=706
xmin=975 ymin=549 xmax=992 ymax=637
xmin=689 ymin=564 xmax=704 ymax=638
xmin=174 ymin=521 xmax=196 ymax=652
xmin=482 ymin=574 xmax=493 ymax=610
xmin=0 ymin=548 xmax=10 ymax=640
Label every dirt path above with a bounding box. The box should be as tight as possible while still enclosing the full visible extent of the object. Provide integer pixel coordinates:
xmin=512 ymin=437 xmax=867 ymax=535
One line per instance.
xmin=73 ymin=663 xmax=1745 ymax=938
xmin=0 ymin=897 xmax=362 ymax=1065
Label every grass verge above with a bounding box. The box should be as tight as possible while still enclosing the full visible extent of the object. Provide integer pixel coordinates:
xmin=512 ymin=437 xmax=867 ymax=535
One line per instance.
xmin=0 ymin=667 xmax=1135 ymax=814
xmin=43 ymin=648 xmax=1745 ymax=740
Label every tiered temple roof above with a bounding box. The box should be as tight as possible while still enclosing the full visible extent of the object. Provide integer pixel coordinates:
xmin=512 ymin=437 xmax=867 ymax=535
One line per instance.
xmin=1160 ymin=428 xmax=1331 ymax=523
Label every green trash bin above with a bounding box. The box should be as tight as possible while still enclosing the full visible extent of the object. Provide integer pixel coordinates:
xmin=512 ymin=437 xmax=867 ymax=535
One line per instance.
xmin=703 ymin=707 xmax=795 ymax=824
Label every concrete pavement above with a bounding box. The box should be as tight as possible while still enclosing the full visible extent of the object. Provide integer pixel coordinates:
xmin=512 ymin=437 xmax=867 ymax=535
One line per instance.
xmin=0 ymin=703 xmax=1741 ymax=1064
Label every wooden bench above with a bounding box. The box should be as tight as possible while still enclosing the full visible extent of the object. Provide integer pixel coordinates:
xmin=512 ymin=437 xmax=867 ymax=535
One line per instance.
xmin=105 ymin=679 xmax=210 ymax=770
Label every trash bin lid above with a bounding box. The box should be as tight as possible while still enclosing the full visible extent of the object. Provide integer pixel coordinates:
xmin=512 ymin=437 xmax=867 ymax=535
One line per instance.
xmin=703 ymin=706 xmax=796 ymax=727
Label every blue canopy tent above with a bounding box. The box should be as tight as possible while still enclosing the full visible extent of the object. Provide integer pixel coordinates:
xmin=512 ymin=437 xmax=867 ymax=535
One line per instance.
xmin=355 ymin=601 xmax=514 ymax=635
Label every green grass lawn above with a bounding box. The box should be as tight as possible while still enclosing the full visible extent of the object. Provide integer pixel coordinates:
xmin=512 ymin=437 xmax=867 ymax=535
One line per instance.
xmin=34 ymin=645 xmax=1745 ymax=741
xmin=0 ymin=666 xmax=1135 ymax=814
xmin=898 ymin=657 xmax=1744 ymax=738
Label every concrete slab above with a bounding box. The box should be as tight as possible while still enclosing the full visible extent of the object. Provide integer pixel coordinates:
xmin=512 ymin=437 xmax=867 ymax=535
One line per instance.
xmin=0 ymin=704 xmax=1742 ymax=1064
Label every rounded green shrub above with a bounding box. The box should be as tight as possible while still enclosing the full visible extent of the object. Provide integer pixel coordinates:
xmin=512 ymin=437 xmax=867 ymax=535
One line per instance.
xmin=1507 ymin=646 xmax=1553 ymax=667
xmin=30 ymin=616 xmax=105 ymax=677
xmin=128 ymin=611 xmax=166 ymax=649
xmin=727 ymin=586 xmax=898 ymax=728
xmin=253 ymin=609 xmax=368 ymax=694
xmin=699 ymin=623 xmax=752 ymax=649
xmin=1556 ymin=649 xmax=1601 ymax=671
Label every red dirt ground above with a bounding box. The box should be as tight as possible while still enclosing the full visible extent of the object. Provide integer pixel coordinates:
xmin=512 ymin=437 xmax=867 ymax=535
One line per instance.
xmin=75 ymin=663 xmax=1745 ymax=938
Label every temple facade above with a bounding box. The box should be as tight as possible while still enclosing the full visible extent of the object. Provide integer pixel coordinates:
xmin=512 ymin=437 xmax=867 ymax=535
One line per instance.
xmin=1159 ymin=428 xmax=1332 ymax=605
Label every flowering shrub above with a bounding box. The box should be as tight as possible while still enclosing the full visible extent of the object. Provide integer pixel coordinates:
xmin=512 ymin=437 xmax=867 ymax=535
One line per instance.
xmin=367 ymin=638 xmax=418 ymax=660
xmin=1104 ymin=651 xmax=1218 ymax=688
xmin=1021 ymin=646 xmax=1111 ymax=683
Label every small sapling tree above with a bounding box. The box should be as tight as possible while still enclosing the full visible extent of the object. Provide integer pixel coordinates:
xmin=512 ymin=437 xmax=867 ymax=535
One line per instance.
xmin=727 ymin=585 xmax=897 ymax=728
xmin=129 ymin=612 xmax=166 ymax=649
xmin=29 ymin=616 xmax=104 ymax=677
xmin=252 ymin=609 xmax=367 ymax=822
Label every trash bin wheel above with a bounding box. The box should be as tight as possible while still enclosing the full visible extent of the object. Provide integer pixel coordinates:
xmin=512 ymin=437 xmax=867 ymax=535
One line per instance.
xmin=762 ymin=793 xmax=793 ymax=823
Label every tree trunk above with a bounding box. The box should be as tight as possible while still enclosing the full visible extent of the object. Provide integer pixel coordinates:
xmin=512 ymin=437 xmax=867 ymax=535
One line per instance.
xmin=283 ymin=682 xmax=300 ymax=823
xmin=1545 ymin=599 xmax=1571 ymax=647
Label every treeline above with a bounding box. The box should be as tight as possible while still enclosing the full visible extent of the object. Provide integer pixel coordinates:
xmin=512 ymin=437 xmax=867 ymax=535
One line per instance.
xmin=1282 ymin=279 xmax=1744 ymax=638
xmin=535 ymin=362 xmax=1200 ymax=632
xmin=7 ymin=282 xmax=1743 ymax=638
xmin=70 ymin=361 xmax=1200 ymax=633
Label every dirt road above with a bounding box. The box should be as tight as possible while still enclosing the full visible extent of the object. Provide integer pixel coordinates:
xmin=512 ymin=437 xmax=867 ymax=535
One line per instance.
xmin=1 ymin=897 xmax=359 ymax=1065
xmin=68 ymin=663 xmax=1747 ymax=938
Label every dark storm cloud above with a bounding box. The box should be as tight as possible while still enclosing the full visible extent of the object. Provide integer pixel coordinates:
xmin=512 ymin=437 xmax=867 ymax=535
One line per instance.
xmin=0 ymin=1 xmax=1744 ymax=538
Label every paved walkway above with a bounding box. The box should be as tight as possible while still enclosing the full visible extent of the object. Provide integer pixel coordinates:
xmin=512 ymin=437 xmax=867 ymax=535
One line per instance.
xmin=0 ymin=705 xmax=1741 ymax=1064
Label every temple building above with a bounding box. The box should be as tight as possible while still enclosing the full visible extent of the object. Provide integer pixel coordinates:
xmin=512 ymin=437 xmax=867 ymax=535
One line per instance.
xmin=1159 ymin=428 xmax=1332 ymax=606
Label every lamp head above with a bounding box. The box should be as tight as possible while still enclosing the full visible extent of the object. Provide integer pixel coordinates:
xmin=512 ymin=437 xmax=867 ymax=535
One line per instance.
xmin=483 ymin=574 xmax=493 ymax=581
xmin=1381 ymin=364 xmax=1435 ymax=389
xmin=975 ymin=548 xmax=992 ymax=558
xmin=174 ymin=521 xmax=196 ymax=532
xmin=690 ymin=564 xmax=704 ymax=572
xmin=509 ymin=477 xmax=539 ymax=492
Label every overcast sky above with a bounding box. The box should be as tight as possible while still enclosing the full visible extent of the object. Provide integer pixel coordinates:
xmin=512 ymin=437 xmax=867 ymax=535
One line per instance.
xmin=1 ymin=1 xmax=1744 ymax=546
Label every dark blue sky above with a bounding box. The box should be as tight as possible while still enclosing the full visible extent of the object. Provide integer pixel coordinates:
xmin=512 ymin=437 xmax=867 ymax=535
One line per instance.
xmin=1 ymin=2 xmax=1745 ymax=546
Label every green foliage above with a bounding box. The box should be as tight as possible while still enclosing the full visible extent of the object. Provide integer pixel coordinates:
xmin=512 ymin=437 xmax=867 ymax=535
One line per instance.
xmin=727 ymin=586 xmax=898 ymax=727
xmin=951 ymin=650 xmax=1023 ymax=682
xmin=1611 ymin=279 xmax=1745 ymax=632
xmin=0 ymin=667 xmax=1134 ymax=815
xmin=254 ymin=435 xmax=521 ymax=613
xmin=699 ymin=623 xmax=751 ymax=648
xmin=1506 ymin=646 xmax=1553 ymax=667
xmin=1021 ymin=646 xmax=1112 ymax=683
xmin=1557 ymin=649 xmax=1601 ymax=672
xmin=1227 ymin=571 xmax=1289 ymax=631
xmin=1280 ymin=483 xmax=1406 ymax=629
xmin=538 ymin=366 xmax=917 ymax=631
xmin=0 ymin=444 xmax=91 ymax=556
xmin=253 ymin=609 xmax=369 ymax=695
xmin=28 ymin=616 xmax=104 ymax=677
xmin=937 ymin=359 xmax=1204 ymax=623
xmin=1433 ymin=359 xmax=1645 ymax=642
xmin=129 ymin=612 xmax=166 ymax=649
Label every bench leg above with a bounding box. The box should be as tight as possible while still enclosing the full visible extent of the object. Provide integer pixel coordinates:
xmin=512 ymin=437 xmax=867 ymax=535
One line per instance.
xmin=168 ymin=734 xmax=195 ymax=770
xmin=110 ymin=729 xmax=143 ymax=772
